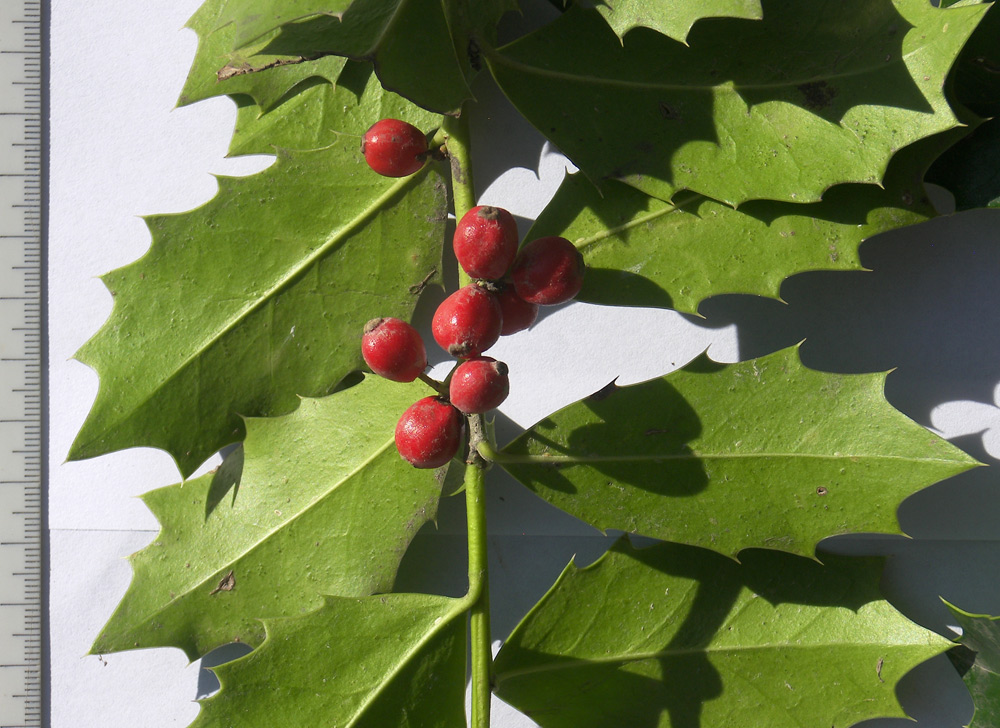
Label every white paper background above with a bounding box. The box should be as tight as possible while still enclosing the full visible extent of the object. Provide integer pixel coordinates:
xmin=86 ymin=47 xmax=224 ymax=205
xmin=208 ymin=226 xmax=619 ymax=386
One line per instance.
xmin=47 ymin=1 xmax=1000 ymax=726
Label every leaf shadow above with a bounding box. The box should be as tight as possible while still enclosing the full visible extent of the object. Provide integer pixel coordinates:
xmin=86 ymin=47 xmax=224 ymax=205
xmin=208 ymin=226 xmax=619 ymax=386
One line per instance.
xmin=500 ymin=540 xmax=890 ymax=728
xmin=205 ymin=444 xmax=244 ymax=518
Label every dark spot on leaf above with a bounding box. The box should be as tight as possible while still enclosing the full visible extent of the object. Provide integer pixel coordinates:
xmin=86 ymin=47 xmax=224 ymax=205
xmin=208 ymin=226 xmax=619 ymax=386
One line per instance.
xmin=816 ymin=486 xmax=828 ymax=496
xmin=797 ymin=80 xmax=837 ymax=111
xmin=210 ymin=570 xmax=236 ymax=595
xmin=659 ymin=102 xmax=681 ymax=121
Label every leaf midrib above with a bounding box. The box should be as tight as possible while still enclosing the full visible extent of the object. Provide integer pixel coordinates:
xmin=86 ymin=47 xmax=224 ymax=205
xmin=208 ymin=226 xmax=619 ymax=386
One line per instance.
xmin=488 ymin=18 xmax=944 ymax=95
xmin=500 ymin=451 xmax=970 ymax=466
xmin=497 ymin=639 xmax=943 ymax=681
xmin=81 ymin=165 xmax=422 ymax=443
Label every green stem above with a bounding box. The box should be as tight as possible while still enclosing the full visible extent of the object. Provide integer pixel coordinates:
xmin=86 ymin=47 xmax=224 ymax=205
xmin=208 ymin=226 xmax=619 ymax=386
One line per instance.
xmin=442 ymin=113 xmax=477 ymax=289
xmin=464 ymin=446 xmax=492 ymax=728
xmin=444 ymin=110 xmax=492 ymax=727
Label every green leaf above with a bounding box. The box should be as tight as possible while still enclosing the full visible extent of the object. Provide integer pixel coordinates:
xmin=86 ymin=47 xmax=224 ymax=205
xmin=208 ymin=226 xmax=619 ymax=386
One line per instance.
xmin=498 ymin=347 xmax=979 ymax=558
xmin=178 ymin=0 xmax=348 ymax=112
xmin=227 ymin=61 xmax=439 ymax=156
xmin=91 ymin=376 xmax=448 ymax=660
xmin=487 ymin=1 xmax=986 ymax=206
xmin=528 ymin=136 xmax=938 ymax=313
xmin=943 ymin=2 xmax=1000 ymax=118
xmin=69 ymin=129 xmax=447 ymax=477
xmin=193 ymin=594 xmax=468 ymax=727
xmin=222 ymin=0 xmax=517 ymax=114
xmin=594 ymin=0 xmax=762 ymax=43
xmin=495 ymin=540 xmax=952 ymax=728
xmin=946 ymin=603 xmax=1000 ymax=728
xmin=927 ymin=118 xmax=1000 ymax=210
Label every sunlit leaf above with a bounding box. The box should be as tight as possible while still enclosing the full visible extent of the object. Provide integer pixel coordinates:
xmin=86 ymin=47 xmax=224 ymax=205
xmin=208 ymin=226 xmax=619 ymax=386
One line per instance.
xmin=528 ymin=136 xmax=940 ymax=313
xmin=496 ymin=540 xmax=951 ymax=728
xmin=179 ymin=0 xmax=347 ymax=111
xmin=488 ymin=1 xmax=985 ymax=205
xmin=91 ymin=377 xmax=446 ymax=659
xmin=499 ymin=347 xmax=979 ymax=558
xmin=69 ymin=121 xmax=447 ymax=477
xmin=194 ymin=594 xmax=468 ymax=727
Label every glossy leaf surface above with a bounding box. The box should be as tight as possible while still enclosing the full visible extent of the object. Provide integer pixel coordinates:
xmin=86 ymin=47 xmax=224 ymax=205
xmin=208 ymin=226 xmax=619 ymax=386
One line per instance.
xmin=947 ymin=603 xmax=1000 ymax=728
xmin=69 ymin=129 xmax=446 ymax=477
xmin=528 ymin=139 xmax=936 ymax=313
xmin=595 ymin=0 xmax=762 ymax=42
xmin=92 ymin=377 xmax=446 ymax=660
xmin=193 ymin=594 xmax=468 ymax=727
xmin=499 ymin=347 xmax=978 ymax=558
xmin=488 ymin=1 xmax=985 ymax=205
xmin=495 ymin=540 xmax=951 ymax=728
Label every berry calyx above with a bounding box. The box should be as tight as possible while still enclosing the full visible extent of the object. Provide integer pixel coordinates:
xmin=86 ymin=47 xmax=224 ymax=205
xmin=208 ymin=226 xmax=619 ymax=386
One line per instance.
xmin=361 ymin=317 xmax=427 ymax=382
xmin=395 ymin=396 xmax=465 ymax=468
xmin=361 ymin=119 xmax=427 ymax=177
xmin=511 ymin=236 xmax=585 ymax=306
xmin=496 ymin=284 xmax=538 ymax=335
xmin=432 ymin=283 xmax=502 ymax=359
xmin=449 ymin=357 xmax=510 ymax=414
xmin=453 ymin=205 xmax=519 ymax=280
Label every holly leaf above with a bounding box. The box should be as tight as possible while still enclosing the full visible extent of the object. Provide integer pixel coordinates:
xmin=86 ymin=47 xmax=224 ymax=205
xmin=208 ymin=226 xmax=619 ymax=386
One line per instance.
xmin=946 ymin=603 xmax=1000 ymax=728
xmin=594 ymin=0 xmax=762 ymax=43
xmin=941 ymin=1 xmax=1000 ymax=119
xmin=193 ymin=593 xmax=468 ymax=727
xmin=91 ymin=376 xmax=448 ymax=660
xmin=487 ymin=1 xmax=986 ymax=206
xmin=528 ymin=135 xmax=938 ymax=313
xmin=220 ymin=0 xmax=517 ymax=114
xmin=178 ymin=0 xmax=348 ymax=112
xmin=495 ymin=540 xmax=952 ymax=728
xmin=68 ymin=120 xmax=447 ymax=478
xmin=226 ymin=60 xmax=438 ymax=156
xmin=927 ymin=118 xmax=1000 ymax=210
xmin=498 ymin=347 xmax=979 ymax=558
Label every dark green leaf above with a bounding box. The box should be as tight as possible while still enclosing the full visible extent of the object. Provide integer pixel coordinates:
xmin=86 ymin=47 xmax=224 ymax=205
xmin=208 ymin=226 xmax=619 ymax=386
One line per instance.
xmin=193 ymin=594 xmax=468 ymax=727
xmin=528 ymin=137 xmax=938 ymax=313
xmin=495 ymin=540 xmax=952 ymax=728
xmin=499 ymin=347 xmax=979 ymax=558
xmin=947 ymin=603 xmax=1000 ymax=728
xmin=223 ymin=0 xmax=517 ymax=114
xmin=593 ymin=0 xmax=762 ymax=42
xmin=91 ymin=377 xmax=448 ymax=659
xmin=943 ymin=2 xmax=1000 ymax=118
xmin=69 ymin=130 xmax=446 ymax=477
xmin=178 ymin=0 xmax=347 ymax=111
xmin=927 ymin=118 xmax=1000 ymax=210
xmin=487 ymin=1 xmax=985 ymax=205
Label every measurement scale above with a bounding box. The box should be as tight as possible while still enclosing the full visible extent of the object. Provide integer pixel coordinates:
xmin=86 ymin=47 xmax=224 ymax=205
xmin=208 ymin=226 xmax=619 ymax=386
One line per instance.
xmin=0 ymin=0 xmax=45 ymax=726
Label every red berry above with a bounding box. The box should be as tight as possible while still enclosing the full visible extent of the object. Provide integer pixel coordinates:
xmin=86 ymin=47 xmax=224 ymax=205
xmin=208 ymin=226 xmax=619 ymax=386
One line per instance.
xmin=395 ymin=396 xmax=465 ymax=468
xmin=432 ymin=284 xmax=502 ymax=359
xmin=361 ymin=317 xmax=427 ymax=382
xmin=453 ymin=206 xmax=519 ymax=280
xmin=496 ymin=284 xmax=538 ymax=335
xmin=449 ymin=357 xmax=510 ymax=414
xmin=361 ymin=119 xmax=427 ymax=177
xmin=511 ymin=236 xmax=585 ymax=305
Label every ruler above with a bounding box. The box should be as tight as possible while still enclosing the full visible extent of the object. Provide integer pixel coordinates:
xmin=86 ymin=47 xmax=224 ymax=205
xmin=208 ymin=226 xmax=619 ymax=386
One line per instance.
xmin=0 ymin=0 xmax=44 ymax=726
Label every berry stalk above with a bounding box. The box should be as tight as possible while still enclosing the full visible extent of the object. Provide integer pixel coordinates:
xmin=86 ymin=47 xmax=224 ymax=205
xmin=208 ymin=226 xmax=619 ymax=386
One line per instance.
xmin=444 ymin=109 xmax=495 ymax=728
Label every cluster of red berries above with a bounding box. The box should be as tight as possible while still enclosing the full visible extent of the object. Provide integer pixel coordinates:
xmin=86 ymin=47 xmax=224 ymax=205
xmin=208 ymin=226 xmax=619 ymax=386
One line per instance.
xmin=361 ymin=119 xmax=586 ymax=468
